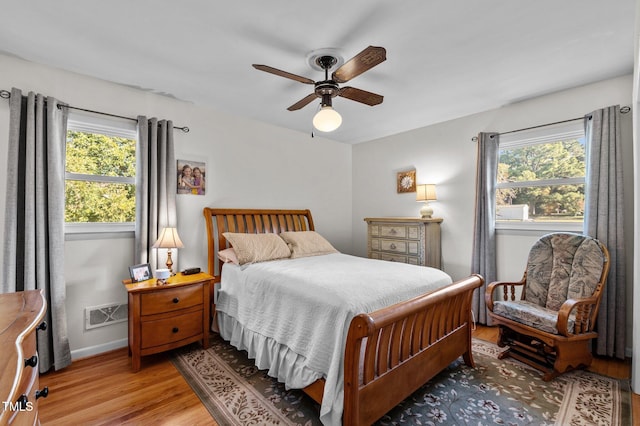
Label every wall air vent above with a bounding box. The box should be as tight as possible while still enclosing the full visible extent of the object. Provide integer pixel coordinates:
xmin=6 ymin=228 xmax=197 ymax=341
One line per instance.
xmin=85 ymin=302 xmax=128 ymax=330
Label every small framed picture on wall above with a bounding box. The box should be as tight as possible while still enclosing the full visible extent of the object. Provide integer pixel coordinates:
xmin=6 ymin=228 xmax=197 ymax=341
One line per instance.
xmin=177 ymin=159 xmax=206 ymax=195
xmin=397 ymin=169 xmax=416 ymax=193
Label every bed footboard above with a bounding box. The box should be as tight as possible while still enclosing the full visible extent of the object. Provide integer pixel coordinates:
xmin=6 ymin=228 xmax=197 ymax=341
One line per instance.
xmin=343 ymin=274 xmax=484 ymax=426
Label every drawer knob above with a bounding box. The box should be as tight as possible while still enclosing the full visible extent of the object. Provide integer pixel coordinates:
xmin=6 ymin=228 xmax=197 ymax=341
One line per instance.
xmin=35 ymin=386 xmax=49 ymax=400
xmin=390 ymin=229 xmax=397 ymax=234
xmin=172 ymin=297 xmax=180 ymax=304
xmin=172 ymin=327 xmax=179 ymax=333
xmin=17 ymin=394 xmax=29 ymax=410
xmin=24 ymin=355 xmax=38 ymax=368
xmin=390 ymin=243 xmax=397 ymax=249
xmin=37 ymin=321 xmax=47 ymax=331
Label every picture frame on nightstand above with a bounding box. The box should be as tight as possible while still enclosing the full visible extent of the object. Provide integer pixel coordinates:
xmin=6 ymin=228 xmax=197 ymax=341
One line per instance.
xmin=129 ymin=263 xmax=152 ymax=283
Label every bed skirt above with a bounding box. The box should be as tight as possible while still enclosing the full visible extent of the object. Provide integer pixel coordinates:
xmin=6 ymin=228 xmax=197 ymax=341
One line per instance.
xmin=217 ymin=311 xmax=323 ymax=390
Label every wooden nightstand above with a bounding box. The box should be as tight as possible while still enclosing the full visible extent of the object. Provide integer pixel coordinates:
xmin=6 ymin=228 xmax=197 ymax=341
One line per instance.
xmin=123 ymin=272 xmax=213 ymax=372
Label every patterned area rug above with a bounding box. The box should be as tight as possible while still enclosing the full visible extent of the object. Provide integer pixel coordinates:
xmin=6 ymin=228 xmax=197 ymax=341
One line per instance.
xmin=171 ymin=335 xmax=631 ymax=425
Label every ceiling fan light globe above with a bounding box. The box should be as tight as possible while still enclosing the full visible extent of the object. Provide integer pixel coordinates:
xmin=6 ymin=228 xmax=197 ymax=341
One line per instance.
xmin=313 ymin=106 xmax=342 ymax=132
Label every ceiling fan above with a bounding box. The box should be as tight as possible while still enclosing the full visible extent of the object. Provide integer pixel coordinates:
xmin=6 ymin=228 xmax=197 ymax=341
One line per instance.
xmin=252 ymin=45 xmax=386 ymax=132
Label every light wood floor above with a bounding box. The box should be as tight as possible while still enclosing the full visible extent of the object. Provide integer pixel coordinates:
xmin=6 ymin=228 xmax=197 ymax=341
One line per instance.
xmin=39 ymin=326 xmax=637 ymax=425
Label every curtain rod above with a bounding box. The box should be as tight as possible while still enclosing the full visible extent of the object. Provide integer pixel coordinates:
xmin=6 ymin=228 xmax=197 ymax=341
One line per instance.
xmin=470 ymin=105 xmax=630 ymax=142
xmin=0 ymin=89 xmax=189 ymax=133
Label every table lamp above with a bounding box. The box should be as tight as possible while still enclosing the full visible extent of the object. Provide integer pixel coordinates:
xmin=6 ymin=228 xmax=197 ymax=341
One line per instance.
xmin=152 ymin=227 xmax=184 ymax=273
xmin=416 ymin=184 xmax=437 ymax=218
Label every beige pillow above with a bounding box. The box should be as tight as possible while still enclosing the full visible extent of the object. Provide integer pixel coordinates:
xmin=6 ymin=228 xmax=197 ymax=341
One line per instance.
xmin=222 ymin=232 xmax=291 ymax=265
xmin=279 ymin=231 xmax=338 ymax=258
xmin=218 ymin=247 xmax=239 ymax=265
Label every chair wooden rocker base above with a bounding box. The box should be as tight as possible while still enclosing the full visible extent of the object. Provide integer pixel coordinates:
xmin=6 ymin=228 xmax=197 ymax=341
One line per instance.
xmin=485 ymin=233 xmax=610 ymax=383
xmin=494 ymin=323 xmax=596 ymax=381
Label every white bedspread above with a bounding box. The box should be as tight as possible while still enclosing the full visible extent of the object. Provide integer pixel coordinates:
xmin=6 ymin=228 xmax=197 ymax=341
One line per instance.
xmin=216 ymin=253 xmax=452 ymax=425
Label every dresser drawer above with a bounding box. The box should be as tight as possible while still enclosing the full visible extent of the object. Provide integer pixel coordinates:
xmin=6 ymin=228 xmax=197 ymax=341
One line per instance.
xmin=378 ymin=239 xmax=420 ymax=254
xmin=379 ymin=253 xmax=408 ymax=263
xmin=9 ymin=348 xmax=39 ymax=426
xmin=6 ymin=400 xmax=37 ymax=426
xmin=141 ymin=285 xmax=203 ymax=315
xmin=17 ymin=331 xmax=39 ymax=393
xmin=141 ymin=310 xmax=203 ymax=349
xmin=379 ymin=225 xmax=407 ymax=239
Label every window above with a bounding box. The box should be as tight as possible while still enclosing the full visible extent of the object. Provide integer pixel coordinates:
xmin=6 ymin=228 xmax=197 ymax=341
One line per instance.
xmin=496 ymin=121 xmax=585 ymax=232
xmin=65 ymin=113 xmax=137 ymax=234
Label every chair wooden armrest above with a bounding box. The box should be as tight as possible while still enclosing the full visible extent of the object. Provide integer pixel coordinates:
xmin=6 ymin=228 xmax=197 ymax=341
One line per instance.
xmin=485 ymin=274 xmax=526 ymax=311
xmin=556 ymin=296 xmax=599 ymax=336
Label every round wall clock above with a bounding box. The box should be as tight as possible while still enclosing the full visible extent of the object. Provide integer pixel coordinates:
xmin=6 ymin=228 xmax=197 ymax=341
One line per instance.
xmin=397 ymin=170 xmax=416 ymax=193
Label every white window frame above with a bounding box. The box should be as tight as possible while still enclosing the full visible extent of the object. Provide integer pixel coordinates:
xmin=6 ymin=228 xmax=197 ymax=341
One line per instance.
xmin=495 ymin=120 xmax=585 ymax=233
xmin=65 ymin=113 xmax=137 ymax=235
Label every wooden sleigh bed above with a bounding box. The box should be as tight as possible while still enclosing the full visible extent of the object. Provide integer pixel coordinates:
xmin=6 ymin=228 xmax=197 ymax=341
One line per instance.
xmin=203 ymin=207 xmax=483 ymax=425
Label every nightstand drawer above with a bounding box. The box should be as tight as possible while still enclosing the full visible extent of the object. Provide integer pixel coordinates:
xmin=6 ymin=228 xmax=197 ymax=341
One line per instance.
xmin=141 ymin=310 xmax=203 ymax=349
xmin=141 ymin=285 xmax=203 ymax=315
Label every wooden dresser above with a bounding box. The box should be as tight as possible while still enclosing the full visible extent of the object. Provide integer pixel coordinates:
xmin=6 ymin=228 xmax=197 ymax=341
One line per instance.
xmin=0 ymin=290 xmax=48 ymax=425
xmin=123 ymin=272 xmax=212 ymax=372
xmin=364 ymin=217 xmax=442 ymax=268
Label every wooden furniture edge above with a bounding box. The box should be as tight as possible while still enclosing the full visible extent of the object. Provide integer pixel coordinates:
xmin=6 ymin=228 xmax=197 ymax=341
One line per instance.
xmin=0 ymin=290 xmax=47 ymax=425
xmin=122 ymin=273 xmax=212 ymax=372
xmin=342 ymin=274 xmax=482 ymax=425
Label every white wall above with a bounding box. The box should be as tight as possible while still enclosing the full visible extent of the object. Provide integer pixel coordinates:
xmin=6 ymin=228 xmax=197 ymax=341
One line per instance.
xmin=352 ymin=75 xmax=635 ymax=354
xmin=0 ymin=53 xmax=353 ymax=357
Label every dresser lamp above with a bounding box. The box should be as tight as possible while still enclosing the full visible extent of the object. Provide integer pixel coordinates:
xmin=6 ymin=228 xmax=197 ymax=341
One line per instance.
xmin=416 ymin=184 xmax=437 ymax=218
xmin=152 ymin=227 xmax=184 ymax=273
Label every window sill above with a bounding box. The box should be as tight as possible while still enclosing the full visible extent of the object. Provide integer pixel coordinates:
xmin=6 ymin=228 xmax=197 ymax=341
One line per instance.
xmin=495 ymin=221 xmax=583 ymax=234
xmin=65 ymin=223 xmax=135 ymax=240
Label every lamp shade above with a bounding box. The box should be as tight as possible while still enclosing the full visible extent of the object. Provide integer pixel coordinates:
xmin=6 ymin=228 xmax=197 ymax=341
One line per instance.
xmin=152 ymin=227 xmax=184 ymax=249
xmin=416 ymin=184 xmax=437 ymax=202
xmin=313 ymin=106 xmax=342 ymax=132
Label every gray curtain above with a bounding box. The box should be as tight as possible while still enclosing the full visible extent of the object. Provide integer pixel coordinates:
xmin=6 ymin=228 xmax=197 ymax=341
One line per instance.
xmin=584 ymin=105 xmax=626 ymax=359
xmin=135 ymin=116 xmax=177 ymax=268
xmin=471 ymin=132 xmax=499 ymax=324
xmin=1 ymin=88 xmax=71 ymax=372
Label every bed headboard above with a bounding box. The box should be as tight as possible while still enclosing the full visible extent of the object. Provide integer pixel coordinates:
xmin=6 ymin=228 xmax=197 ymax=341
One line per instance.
xmin=203 ymin=208 xmax=315 ymax=279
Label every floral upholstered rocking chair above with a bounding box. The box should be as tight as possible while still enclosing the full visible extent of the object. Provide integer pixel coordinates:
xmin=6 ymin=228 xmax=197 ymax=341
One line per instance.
xmin=485 ymin=232 xmax=610 ymax=381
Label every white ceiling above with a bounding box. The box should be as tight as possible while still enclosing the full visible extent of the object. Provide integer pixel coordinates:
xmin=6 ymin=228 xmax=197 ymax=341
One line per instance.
xmin=0 ymin=1 xmax=635 ymax=144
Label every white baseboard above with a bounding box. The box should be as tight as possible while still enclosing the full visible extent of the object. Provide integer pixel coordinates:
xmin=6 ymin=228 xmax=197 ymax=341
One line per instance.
xmin=71 ymin=338 xmax=128 ymax=361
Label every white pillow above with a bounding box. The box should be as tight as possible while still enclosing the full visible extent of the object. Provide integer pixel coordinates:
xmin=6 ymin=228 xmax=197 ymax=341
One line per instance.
xmin=222 ymin=232 xmax=291 ymax=265
xmin=279 ymin=231 xmax=338 ymax=258
xmin=217 ymin=247 xmax=239 ymax=265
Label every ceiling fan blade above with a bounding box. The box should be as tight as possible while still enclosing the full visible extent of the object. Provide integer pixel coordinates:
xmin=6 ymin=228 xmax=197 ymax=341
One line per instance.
xmin=339 ymin=87 xmax=383 ymax=106
xmin=252 ymin=64 xmax=315 ymax=84
xmin=332 ymin=46 xmax=386 ymax=83
xmin=287 ymin=93 xmax=318 ymax=111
